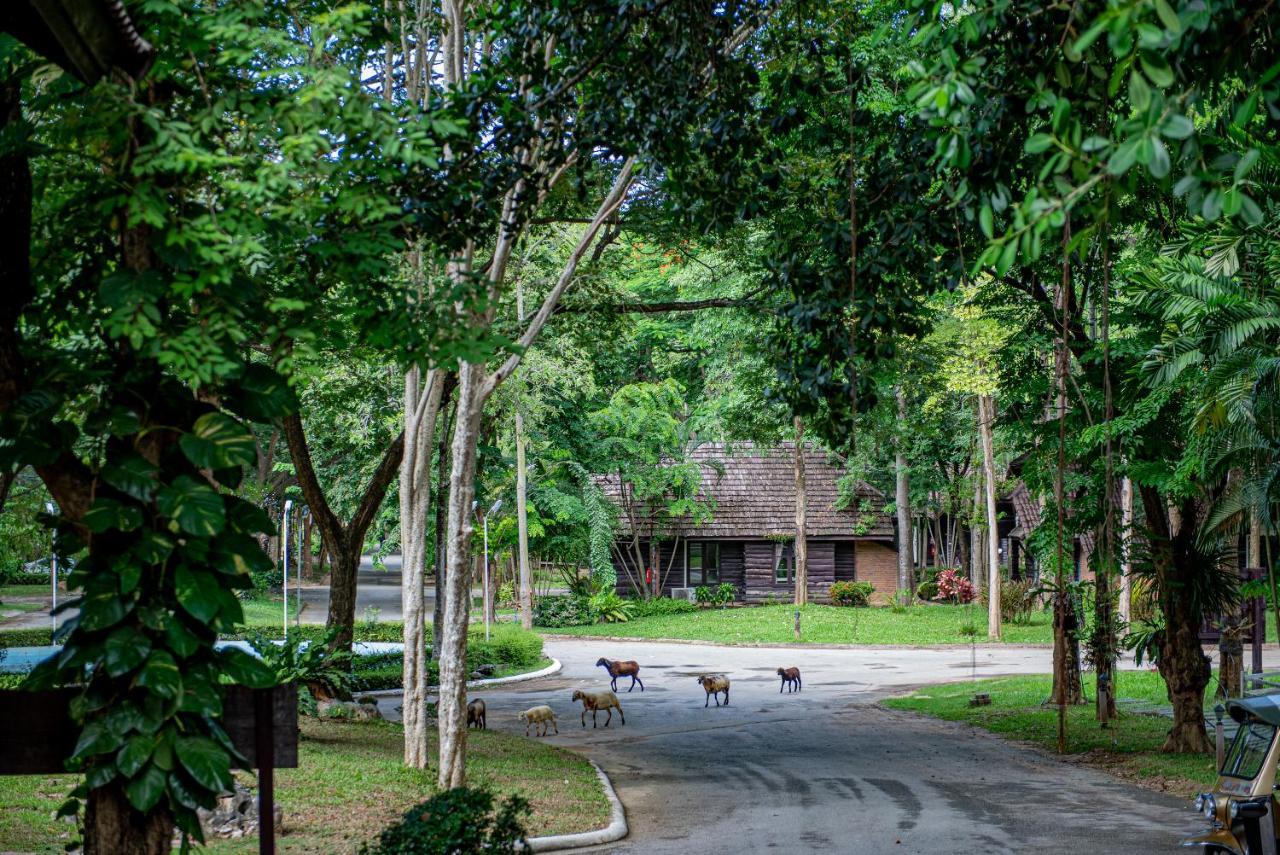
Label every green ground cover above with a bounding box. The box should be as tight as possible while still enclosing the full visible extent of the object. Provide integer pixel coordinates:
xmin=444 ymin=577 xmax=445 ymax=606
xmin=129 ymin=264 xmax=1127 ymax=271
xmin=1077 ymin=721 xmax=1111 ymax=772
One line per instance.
xmin=546 ymin=602 xmax=1056 ymax=645
xmin=0 ymin=716 xmax=609 ymax=854
xmin=0 ymin=585 xmax=49 ymax=599
xmin=884 ymin=672 xmax=1217 ymax=795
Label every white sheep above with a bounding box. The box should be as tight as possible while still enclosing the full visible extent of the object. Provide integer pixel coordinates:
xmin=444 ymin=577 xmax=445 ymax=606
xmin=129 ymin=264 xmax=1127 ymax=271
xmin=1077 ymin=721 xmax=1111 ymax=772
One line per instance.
xmin=571 ymin=689 xmax=625 ymax=728
xmin=697 ymin=674 xmax=730 ymax=707
xmin=519 ymin=705 xmax=558 ymax=737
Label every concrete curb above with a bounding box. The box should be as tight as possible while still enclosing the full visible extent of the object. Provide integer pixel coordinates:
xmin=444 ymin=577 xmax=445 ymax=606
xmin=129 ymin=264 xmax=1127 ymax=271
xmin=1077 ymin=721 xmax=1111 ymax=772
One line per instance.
xmin=360 ymin=657 xmax=562 ymax=698
xmin=538 ymin=634 xmax=1056 ymax=652
xmin=521 ymin=760 xmax=627 ymax=853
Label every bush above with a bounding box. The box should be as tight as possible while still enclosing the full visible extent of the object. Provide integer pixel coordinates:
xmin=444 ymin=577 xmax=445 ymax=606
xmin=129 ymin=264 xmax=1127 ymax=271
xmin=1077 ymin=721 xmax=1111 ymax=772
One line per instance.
xmin=248 ymin=628 xmax=353 ymax=699
xmin=532 ymin=594 xmax=592 ymax=628
xmin=588 ymin=590 xmax=635 ymax=623
xmin=629 ymin=596 xmax=697 ymax=617
xmin=0 ymin=628 xmax=56 ymax=647
xmin=982 ymin=578 xmax=1043 ymax=625
xmin=915 ymin=581 xmax=939 ymax=601
xmin=0 ymin=562 xmax=51 ymax=586
xmin=936 ymin=568 xmax=976 ymax=604
xmin=829 ymin=581 xmax=874 ymax=607
xmin=362 ymin=786 xmax=529 ymax=855
xmin=349 ymin=652 xmax=411 ymax=693
xmin=890 ymin=588 xmax=914 ymax=613
xmin=468 ymin=624 xmax=543 ymax=670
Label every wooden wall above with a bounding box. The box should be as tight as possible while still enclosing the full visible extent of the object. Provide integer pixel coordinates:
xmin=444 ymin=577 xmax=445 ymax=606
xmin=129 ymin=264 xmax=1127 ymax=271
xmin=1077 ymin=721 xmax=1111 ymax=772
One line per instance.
xmin=834 ymin=542 xmax=856 ymax=581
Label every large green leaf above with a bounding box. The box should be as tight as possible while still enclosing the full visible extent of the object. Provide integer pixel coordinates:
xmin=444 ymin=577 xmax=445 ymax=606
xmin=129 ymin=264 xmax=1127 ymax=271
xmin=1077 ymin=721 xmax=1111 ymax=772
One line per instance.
xmin=116 ymin=733 xmax=157 ymax=778
xmin=83 ymin=498 xmax=143 ymax=534
xmin=218 ymin=647 xmax=276 ymax=688
xmin=125 ymin=763 xmax=167 ymax=812
xmin=101 ymin=454 xmax=159 ymax=501
xmin=137 ymin=649 xmax=183 ymax=699
xmin=165 ymin=619 xmax=202 ymax=658
xmin=175 ymin=736 xmax=231 ymax=793
xmin=227 ymin=363 xmax=298 ymax=421
xmin=179 ymin=412 xmax=257 ymax=470
xmin=77 ymin=588 xmax=130 ymax=632
xmin=157 ymin=476 xmax=225 ymax=536
xmin=73 ymin=721 xmax=125 ymax=758
xmin=174 ymin=564 xmax=220 ymax=622
xmin=104 ymin=627 xmax=152 ymax=677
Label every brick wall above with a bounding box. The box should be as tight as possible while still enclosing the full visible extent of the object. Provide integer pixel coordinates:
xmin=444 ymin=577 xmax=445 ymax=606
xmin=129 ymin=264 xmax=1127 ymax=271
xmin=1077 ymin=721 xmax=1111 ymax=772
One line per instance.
xmin=856 ymin=541 xmax=898 ymax=602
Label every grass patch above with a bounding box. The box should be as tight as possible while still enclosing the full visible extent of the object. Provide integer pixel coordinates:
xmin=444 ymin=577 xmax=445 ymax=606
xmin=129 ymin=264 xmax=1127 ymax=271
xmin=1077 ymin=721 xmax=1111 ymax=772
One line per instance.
xmin=0 ymin=585 xmax=49 ymax=599
xmin=0 ymin=601 xmax=43 ymax=615
xmin=546 ymin=602 xmax=1054 ymax=645
xmin=0 ymin=716 xmax=609 ymax=854
xmin=238 ymin=595 xmax=301 ymax=627
xmin=883 ymin=672 xmax=1216 ymax=796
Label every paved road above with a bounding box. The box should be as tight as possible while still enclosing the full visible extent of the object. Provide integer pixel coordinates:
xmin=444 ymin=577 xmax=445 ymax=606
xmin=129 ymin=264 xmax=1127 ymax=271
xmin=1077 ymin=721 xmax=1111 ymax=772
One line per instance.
xmin=382 ymin=639 xmax=1203 ymax=854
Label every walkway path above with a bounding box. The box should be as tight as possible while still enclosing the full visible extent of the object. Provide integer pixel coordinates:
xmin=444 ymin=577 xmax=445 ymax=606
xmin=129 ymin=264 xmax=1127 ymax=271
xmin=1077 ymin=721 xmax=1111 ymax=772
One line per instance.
xmin=380 ymin=638 xmax=1203 ymax=853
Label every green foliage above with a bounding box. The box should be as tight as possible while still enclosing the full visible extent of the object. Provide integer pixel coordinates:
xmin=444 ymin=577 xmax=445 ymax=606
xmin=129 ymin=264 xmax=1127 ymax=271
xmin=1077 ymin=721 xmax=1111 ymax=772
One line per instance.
xmin=247 ymin=630 xmax=353 ymax=699
xmin=532 ymin=595 xmax=593 ymax=629
xmin=829 ymin=581 xmax=874 ymax=608
xmin=467 ymin=625 xmax=544 ymax=671
xmin=361 ymin=786 xmax=529 ymax=855
xmin=587 ymin=590 xmax=635 ymax=624
xmin=629 ymin=596 xmax=697 ymax=618
xmin=694 ymin=583 xmax=736 ymax=607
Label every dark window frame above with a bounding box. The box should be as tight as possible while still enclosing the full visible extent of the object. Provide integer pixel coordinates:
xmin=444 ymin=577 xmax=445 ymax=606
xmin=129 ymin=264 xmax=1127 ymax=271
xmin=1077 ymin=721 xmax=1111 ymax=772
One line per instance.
xmin=687 ymin=541 xmax=720 ymax=586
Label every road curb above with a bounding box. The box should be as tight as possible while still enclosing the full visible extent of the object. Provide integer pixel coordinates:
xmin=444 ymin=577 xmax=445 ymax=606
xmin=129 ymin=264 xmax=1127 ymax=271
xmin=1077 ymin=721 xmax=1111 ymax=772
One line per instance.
xmin=521 ymin=760 xmax=627 ymax=853
xmin=360 ymin=657 xmax=562 ymax=697
xmin=539 ymin=634 xmax=1055 ymax=652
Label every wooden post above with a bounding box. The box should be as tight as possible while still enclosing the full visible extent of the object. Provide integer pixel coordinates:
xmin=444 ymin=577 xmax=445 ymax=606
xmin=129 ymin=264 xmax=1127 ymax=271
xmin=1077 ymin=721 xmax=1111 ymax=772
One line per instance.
xmin=794 ymin=609 xmax=801 ymax=640
xmin=254 ymin=688 xmax=275 ymax=855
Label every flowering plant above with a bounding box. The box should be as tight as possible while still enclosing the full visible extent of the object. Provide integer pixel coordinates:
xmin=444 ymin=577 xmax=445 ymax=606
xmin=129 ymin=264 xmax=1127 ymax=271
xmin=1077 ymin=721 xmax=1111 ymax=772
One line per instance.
xmin=936 ymin=568 xmax=976 ymax=604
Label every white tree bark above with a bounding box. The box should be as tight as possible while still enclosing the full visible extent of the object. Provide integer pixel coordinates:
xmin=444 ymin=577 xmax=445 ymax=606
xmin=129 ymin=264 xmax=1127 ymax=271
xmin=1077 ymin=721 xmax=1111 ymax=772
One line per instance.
xmin=979 ymin=393 xmax=1001 ymax=639
xmin=515 ymin=281 xmax=533 ymax=629
xmin=793 ymin=418 xmax=808 ymax=606
xmin=895 ymin=386 xmax=912 ymax=592
xmin=400 ymin=366 xmax=442 ymax=769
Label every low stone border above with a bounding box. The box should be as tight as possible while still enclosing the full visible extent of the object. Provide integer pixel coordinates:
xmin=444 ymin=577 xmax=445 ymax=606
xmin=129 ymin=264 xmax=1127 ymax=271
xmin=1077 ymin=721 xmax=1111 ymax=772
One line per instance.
xmin=361 ymin=657 xmax=562 ymax=697
xmin=521 ymin=760 xmax=627 ymax=853
xmin=539 ymin=633 xmax=1058 ymax=652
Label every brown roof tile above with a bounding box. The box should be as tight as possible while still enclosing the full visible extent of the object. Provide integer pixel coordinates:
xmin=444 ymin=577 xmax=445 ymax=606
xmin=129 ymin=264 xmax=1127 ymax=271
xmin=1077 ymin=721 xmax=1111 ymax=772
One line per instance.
xmin=599 ymin=441 xmax=893 ymax=539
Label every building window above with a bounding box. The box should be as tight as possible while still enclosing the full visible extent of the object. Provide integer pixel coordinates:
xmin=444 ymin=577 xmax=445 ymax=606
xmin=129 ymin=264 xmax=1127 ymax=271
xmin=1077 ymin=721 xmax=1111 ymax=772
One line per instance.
xmin=774 ymin=542 xmax=794 ymax=584
xmin=687 ymin=542 xmax=720 ymax=586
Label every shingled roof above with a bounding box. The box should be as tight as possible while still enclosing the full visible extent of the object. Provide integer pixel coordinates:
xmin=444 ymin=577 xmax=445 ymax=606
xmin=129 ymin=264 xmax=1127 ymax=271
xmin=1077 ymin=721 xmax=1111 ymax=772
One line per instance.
xmin=600 ymin=441 xmax=893 ymax=540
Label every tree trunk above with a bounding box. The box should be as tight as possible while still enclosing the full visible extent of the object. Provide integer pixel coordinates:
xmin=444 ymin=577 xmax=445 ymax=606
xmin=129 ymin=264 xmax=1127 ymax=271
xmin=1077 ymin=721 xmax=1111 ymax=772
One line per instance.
xmin=979 ymin=394 xmax=1001 ymax=638
xmin=516 ymin=409 xmax=533 ymax=628
xmin=400 ymin=364 xmax=444 ymax=769
xmin=302 ymin=513 xmax=313 ymax=580
xmin=1095 ymin=546 xmax=1117 ymax=722
xmin=1143 ymin=487 xmax=1214 ymax=754
xmin=438 ymin=361 xmax=486 ymax=789
xmin=1119 ymin=475 xmax=1133 ymax=624
xmin=83 ymin=780 xmax=172 ymax=855
xmin=793 ymin=419 xmax=808 ymax=606
xmin=432 ymin=407 xmax=452 ymax=659
xmin=971 ymin=471 xmax=984 ymax=590
xmin=895 ymin=387 xmax=913 ymax=592
xmin=326 ymin=537 xmax=361 ymax=652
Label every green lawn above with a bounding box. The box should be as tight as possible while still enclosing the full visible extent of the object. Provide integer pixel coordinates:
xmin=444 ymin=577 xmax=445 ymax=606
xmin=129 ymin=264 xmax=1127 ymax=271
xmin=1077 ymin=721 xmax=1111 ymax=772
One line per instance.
xmin=0 ymin=717 xmax=609 ymax=854
xmin=547 ymin=602 xmax=1055 ymax=645
xmin=884 ymin=672 xmax=1217 ymax=795
xmin=0 ymin=585 xmax=49 ymax=599
xmin=238 ymin=595 xmax=301 ymax=627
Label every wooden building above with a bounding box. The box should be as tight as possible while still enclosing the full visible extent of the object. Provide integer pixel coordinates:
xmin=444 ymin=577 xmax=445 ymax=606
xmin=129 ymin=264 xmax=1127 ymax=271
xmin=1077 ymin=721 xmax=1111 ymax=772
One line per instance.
xmin=600 ymin=442 xmax=899 ymax=603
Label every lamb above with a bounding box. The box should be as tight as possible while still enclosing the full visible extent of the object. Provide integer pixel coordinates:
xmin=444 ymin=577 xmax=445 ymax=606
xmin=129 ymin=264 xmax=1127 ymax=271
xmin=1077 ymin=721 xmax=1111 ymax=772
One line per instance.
xmin=595 ymin=657 xmax=644 ymax=692
xmin=697 ymin=674 xmax=730 ymax=707
xmin=467 ymin=698 xmax=487 ymax=730
xmin=776 ymin=667 xmax=802 ymax=693
xmin=519 ymin=705 xmax=558 ymax=737
xmin=571 ymin=689 xmax=625 ymax=728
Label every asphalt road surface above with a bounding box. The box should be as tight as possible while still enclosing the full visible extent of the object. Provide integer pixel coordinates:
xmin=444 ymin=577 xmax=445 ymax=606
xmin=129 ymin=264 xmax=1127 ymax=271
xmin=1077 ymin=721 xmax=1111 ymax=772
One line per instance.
xmin=383 ymin=639 xmax=1203 ymax=854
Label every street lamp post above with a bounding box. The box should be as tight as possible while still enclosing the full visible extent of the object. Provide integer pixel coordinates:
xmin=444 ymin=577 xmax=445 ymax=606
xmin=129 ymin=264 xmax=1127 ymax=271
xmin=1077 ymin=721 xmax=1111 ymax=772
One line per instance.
xmin=282 ymin=498 xmax=293 ymax=641
xmin=45 ymin=502 xmax=57 ymax=632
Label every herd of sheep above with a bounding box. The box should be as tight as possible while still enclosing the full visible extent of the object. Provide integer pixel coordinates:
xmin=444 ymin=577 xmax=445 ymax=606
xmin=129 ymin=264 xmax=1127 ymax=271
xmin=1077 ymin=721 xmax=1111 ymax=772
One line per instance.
xmin=465 ymin=657 xmax=804 ymax=737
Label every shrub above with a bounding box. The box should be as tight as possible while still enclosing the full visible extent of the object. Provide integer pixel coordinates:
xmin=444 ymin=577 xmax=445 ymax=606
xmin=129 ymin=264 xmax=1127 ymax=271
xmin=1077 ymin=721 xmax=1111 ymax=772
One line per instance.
xmin=588 ymin=590 xmax=635 ymax=624
xmin=890 ymin=588 xmax=914 ymax=613
xmin=496 ymin=580 xmax=516 ymax=609
xmin=349 ymin=653 xmax=409 ymax=693
xmin=468 ymin=624 xmax=543 ymax=669
xmin=936 ymin=568 xmax=976 ymax=604
xmin=693 ymin=585 xmax=715 ymax=605
xmin=715 ymin=582 xmax=737 ymax=606
xmin=0 ymin=561 xmax=51 ymax=586
xmin=982 ymin=578 xmax=1042 ymax=625
xmin=532 ymin=594 xmax=592 ymax=628
xmin=629 ymin=596 xmax=697 ymax=617
xmin=248 ymin=628 xmax=353 ymax=699
xmin=361 ymin=786 xmax=529 ymax=855
xmin=915 ymin=580 xmax=939 ymax=601
xmin=0 ymin=628 xmax=56 ymax=647
xmin=829 ymin=581 xmax=874 ymax=607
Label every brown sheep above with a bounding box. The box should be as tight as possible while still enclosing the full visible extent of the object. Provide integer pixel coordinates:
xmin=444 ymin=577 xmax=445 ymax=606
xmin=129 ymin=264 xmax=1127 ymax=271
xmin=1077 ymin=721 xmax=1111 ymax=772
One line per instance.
xmin=697 ymin=674 xmax=730 ymax=707
xmin=467 ymin=698 xmax=487 ymax=730
xmin=519 ymin=705 xmax=558 ymax=737
xmin=596 ymin=657 xmax=644 ymax=692
xmin=571 ymin=689 xmax=625 ymax=728
xmin=777 ymin=667 xmax=801 ymax=693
